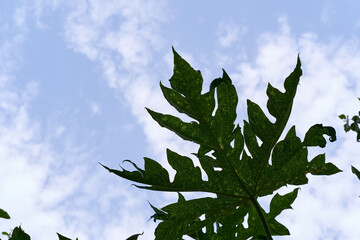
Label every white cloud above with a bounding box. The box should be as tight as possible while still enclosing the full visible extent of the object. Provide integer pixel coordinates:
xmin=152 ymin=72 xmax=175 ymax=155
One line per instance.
xmin=0 ymin=3 xmax=158 ymax=239
xmin=216 ymin=20 xmax=246 ymax=48
xmin=55 ymin=125 xmax=66 ymax=137
xmin=4 ymin=1 xmax=360 ymax=239
xmin=321 ymin=2 xmax=336 ymax=24
xmin=63 ymin=0 xmax=166 ymax=89
xmin=60 ymin=0 xmax=196 ymax=166
xmin=13 ymin=5 xmax=27 ymax=30
xmin=88 ymin=101 xmax=101 ymax=115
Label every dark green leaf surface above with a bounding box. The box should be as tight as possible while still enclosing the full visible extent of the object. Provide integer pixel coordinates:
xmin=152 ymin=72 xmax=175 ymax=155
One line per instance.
xmin=303 ymin=124 xmax=336 ymax=147
xmin=57 ymin=233 xmax=71 ymax=240
xmin=351 ymin=166 xmax=360 ymax=181
xmin=57 ymin=233 xmax=78 ymax=240
xmin=9 ymin=226 xmax=30 ymax=240
xmin=125 ymin=232 xmax=144 ymax=240
xmin=340 ymin=99 xmax=360 ymax=141
xmin=0 ymin=208 xmax=10 ymax=219
xmin=103 ymin=49 xmax=339 ymax=239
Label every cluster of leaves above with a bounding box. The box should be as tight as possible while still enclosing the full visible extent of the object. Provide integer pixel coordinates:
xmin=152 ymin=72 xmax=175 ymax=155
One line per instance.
xmin=1 ymin=207 xmax=142 ymax=240
xmin=339 ymin=99 xmax=360 ymax=142
xmin=0 ymin=208 xmax=29 ymax=240
xmin=1 ymin=208 xmax=79 ymax=240
xmin=339 ymin=98 xmax=360 ymax=181
xmin=102 ymin=48 xmax=340 ymax=240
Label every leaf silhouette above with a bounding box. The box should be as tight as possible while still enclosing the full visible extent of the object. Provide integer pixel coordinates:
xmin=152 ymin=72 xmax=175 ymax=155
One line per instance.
xmin=125 ymin=232 xmax=144 ymax=240
xmin=9 ymin=226 xmax=30 ymax=240
xmin=339 ymin=98 xmax=360 ymax=142
xmin=0 ymin=208 xmax=10 ymax=219
xmin=57 ymin=233 xmax=79 ymax=240
xmin=102 ymin=48 xmax=340 ymax=239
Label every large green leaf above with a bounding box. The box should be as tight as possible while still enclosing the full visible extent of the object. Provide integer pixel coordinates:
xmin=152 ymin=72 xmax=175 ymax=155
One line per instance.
xmin=103 ymin=48 xmax=339 ymax=239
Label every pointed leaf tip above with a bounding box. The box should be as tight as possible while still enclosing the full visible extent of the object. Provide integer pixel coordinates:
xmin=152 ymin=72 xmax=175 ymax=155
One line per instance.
xmin=57 ymin=233 xmax=72 ymax=240
xmin=0 ymin=208 xmax=10 ymax=219
xmin=352 ymin=166 xmax=360 ymax=181
xmin=172 ymin=46 xmax=178 ymax=56
xmin=297 ymin=54 xmax=301 ymax=66
xmin=126 ymin=232 xmax=144 ymax=240
xmin=11 ymin=226 xmax=31 ymax=240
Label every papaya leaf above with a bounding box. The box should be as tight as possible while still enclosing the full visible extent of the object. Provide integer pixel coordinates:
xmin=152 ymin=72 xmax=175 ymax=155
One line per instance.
xmin=351 ymin=166 xmax=360 ymax=197
xmin=0 ymin=209 xmax=10 ymax=219
xmin=57 ymin=233 xmax=79 ymax=240
xmin=9 ymin=226 xmax=30 ymax=240
xmin=125 ymin=232 xmax=144 ymax=240
xmin=351 ymin=166 xmax=360 ymax=181
xmin=303 ymin=124 xmax=336 ymax=147
xmin=102 ymin=49 xmax=339 ymax=239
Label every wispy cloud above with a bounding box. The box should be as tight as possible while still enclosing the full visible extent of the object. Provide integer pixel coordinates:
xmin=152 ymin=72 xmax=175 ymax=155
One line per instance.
xmin=0 ymin=2 xmax=154 ymax=239
xmin=321 ymin=2 xmax=337 ymax=24
xmin=216 ymin=20 xmax=246 ymax=48
xmin=3 ymin=1 xmax=360 ymax=240
xmin=0 ymin=6 xmax=66 ymax=238
xmin=88 ymin=101 xmax=101 ymax=115
xmin=60 ymin=0 xmax=195 ymax=163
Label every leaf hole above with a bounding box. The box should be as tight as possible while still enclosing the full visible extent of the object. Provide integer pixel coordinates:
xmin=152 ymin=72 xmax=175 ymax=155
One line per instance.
xmin=212 ymin=90 xmax=218 ymax=116
xmin=230 ymin=139 xmax=235 ymax=148
xmin=241 ymin=147 xmax=252 ymax=160
xmin=201 ymin=172 xmax=209 ymax=181
xmin=205 ymin=150 xmax=215 ymax=158
xmin=268 ymin=155 xmax=273 ymax=166
xmin=242 ymin=213 xmax=249 ymax=228
xmin=214 ymin=167 xmax=222 ymax=171
xmin=212 ymin=223 xmax=218 ymax=234
xmin=256 ymin=136 xmax=263 ymax=146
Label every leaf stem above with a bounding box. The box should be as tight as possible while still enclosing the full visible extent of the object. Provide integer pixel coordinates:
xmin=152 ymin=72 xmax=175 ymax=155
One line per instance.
xmin=250 ymin=196 xmax=273 ymax=240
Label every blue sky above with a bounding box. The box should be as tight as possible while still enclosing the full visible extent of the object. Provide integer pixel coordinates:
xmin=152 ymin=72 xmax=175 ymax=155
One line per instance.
xmin=1 ymin=1 xmax=360 ymax=239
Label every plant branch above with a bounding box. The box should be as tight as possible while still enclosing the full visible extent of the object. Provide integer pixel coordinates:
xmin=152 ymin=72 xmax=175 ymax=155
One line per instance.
xmin=250 ymin=196 xmax=273 ymax=240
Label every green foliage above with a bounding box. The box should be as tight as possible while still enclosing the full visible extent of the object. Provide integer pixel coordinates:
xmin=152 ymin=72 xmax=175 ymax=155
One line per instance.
xmin=125 ymin=232 xmax=144 ymax=240
xmin=351 ymin=166 xmax=360 ymax=181
xmin=56 ymin=233 xmax=79 ymax=240
xmin=102 ymin=48 xmax=339 ymax=239
xmin=6 ymin=226 xmax=30 ymax=240
xmin=339 ymin=98 xmax=360 ymax=180
xmin=339 ymin=98 xmax=360 ymax=142
xmin=0 ymin=209 xmax=10 ymax=220
xmin=1 ymin=232 xmax=11 ymax=240
xmin=0 ymin=208 xmax=11 ymax=240
xmin=0 ymin=207 xmax=136 ymax=239
xmin=0 ymin=209 xmax=79 ymax=240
